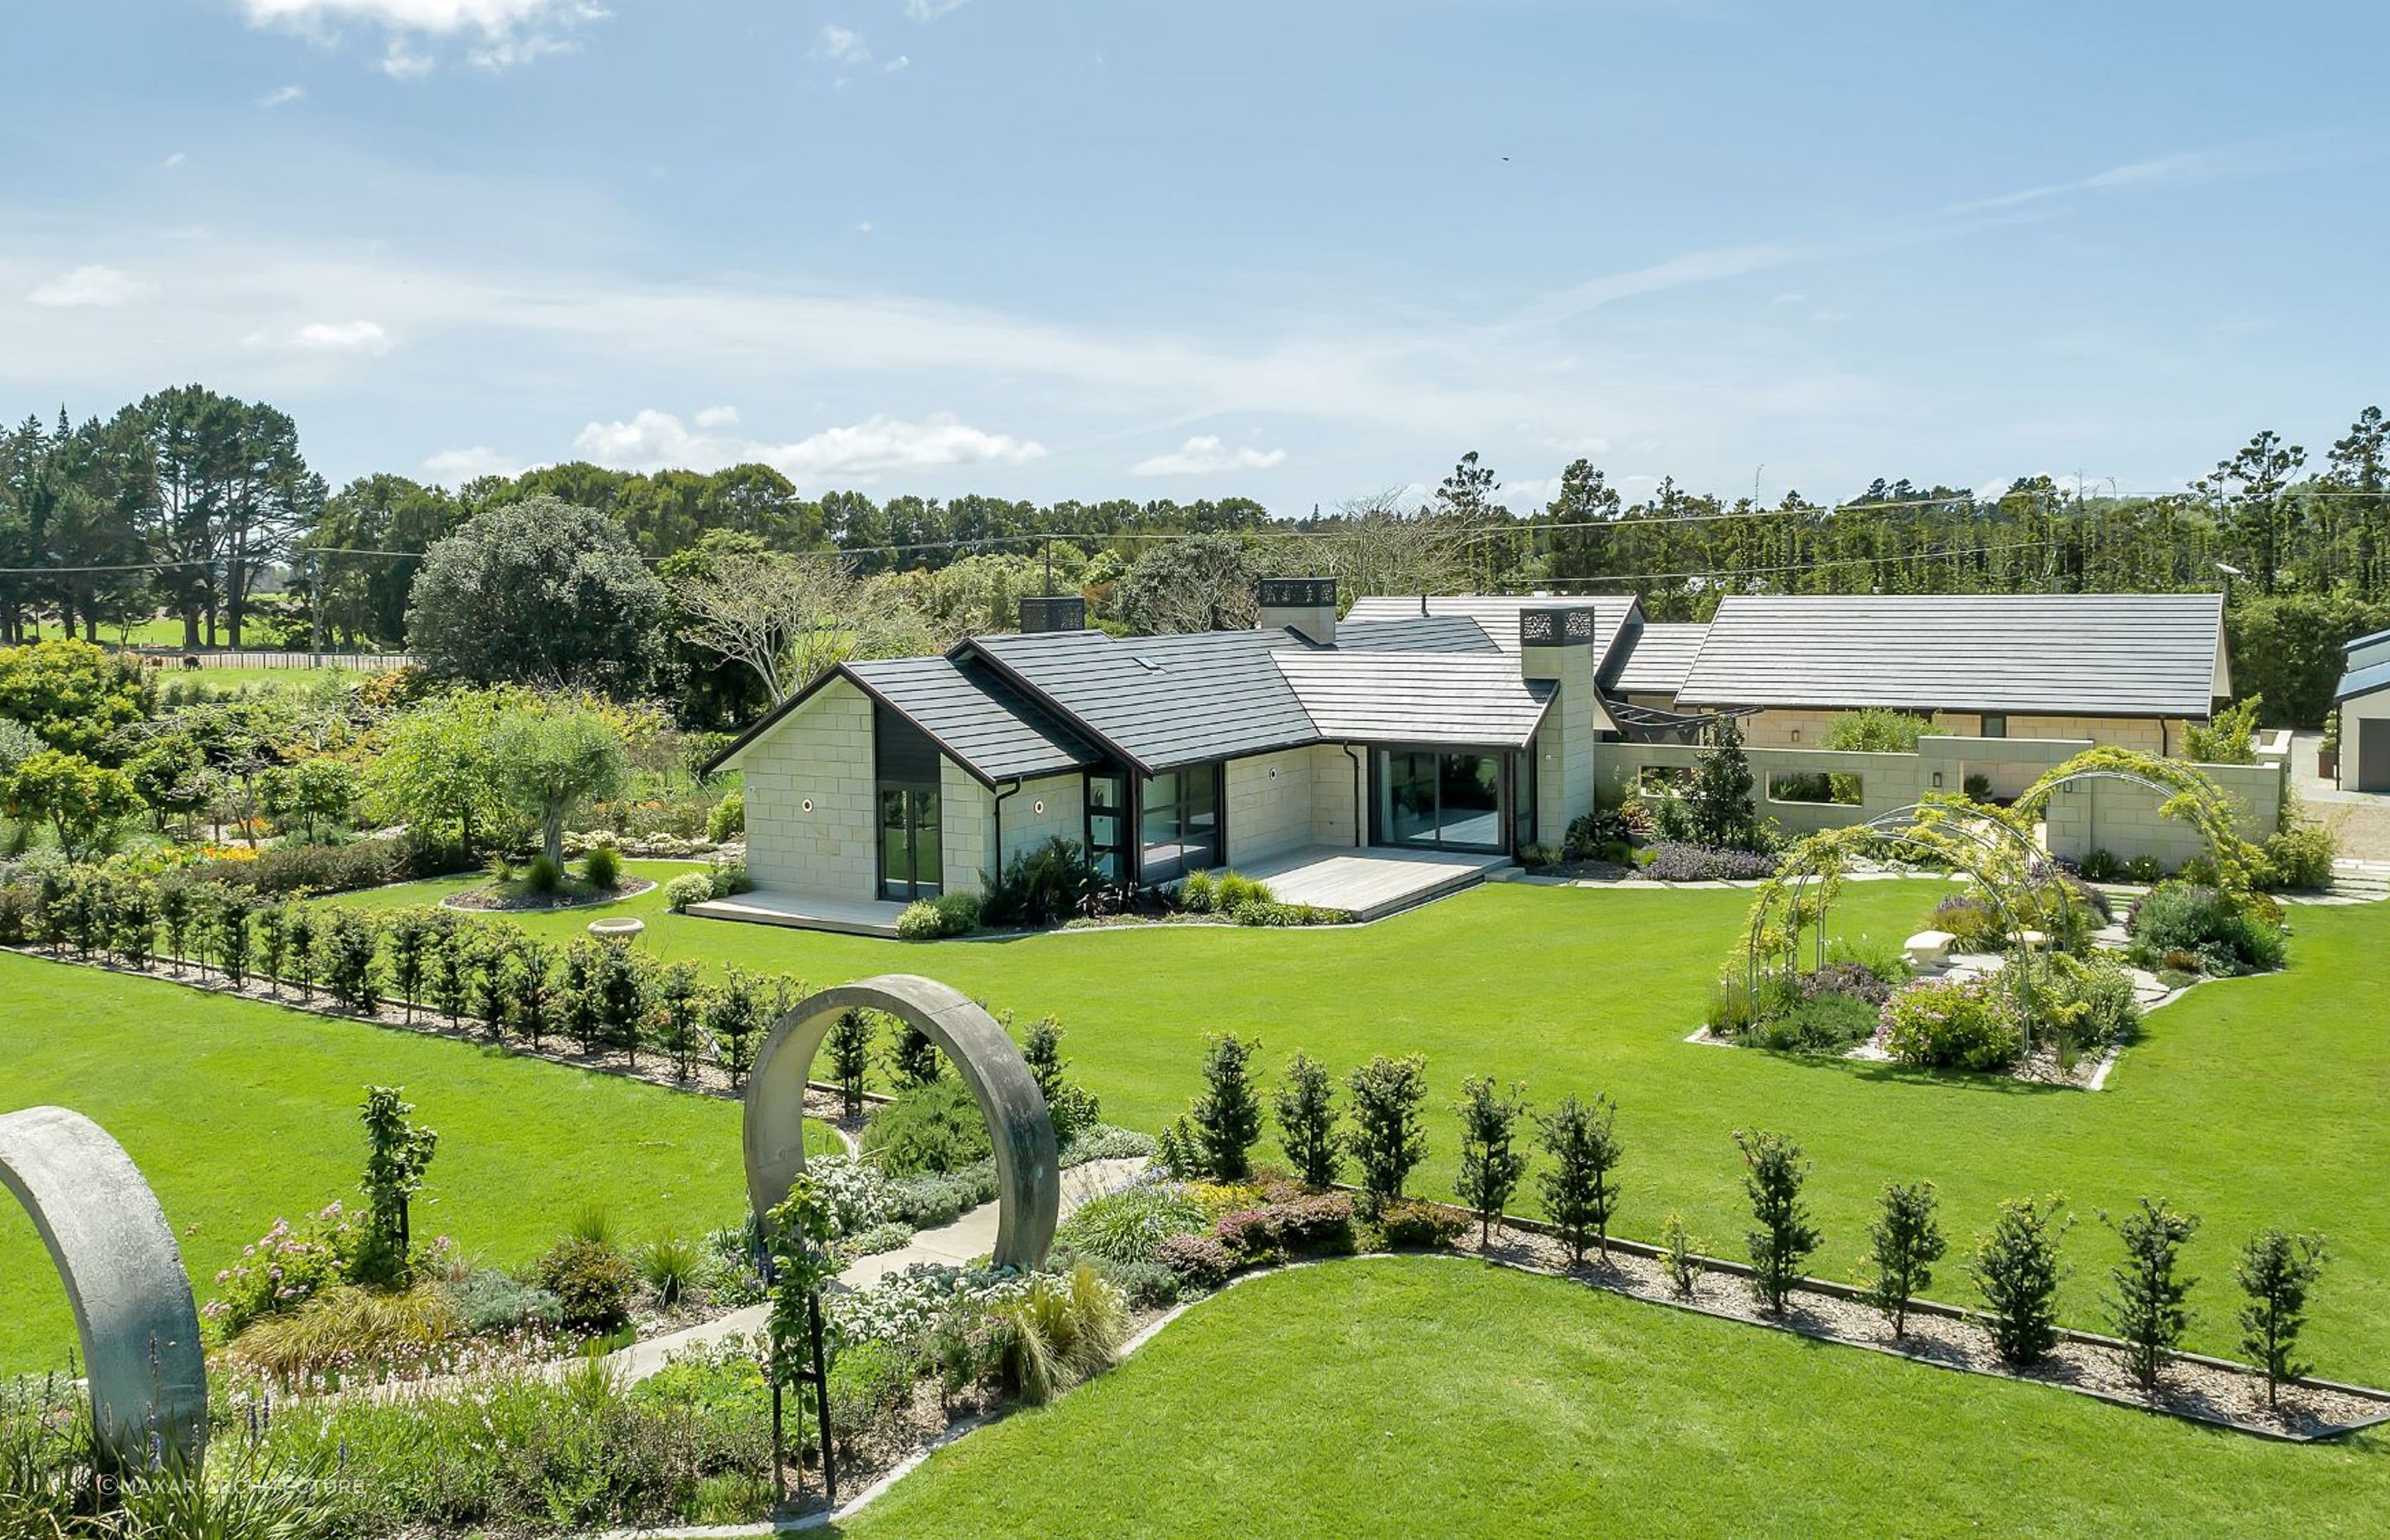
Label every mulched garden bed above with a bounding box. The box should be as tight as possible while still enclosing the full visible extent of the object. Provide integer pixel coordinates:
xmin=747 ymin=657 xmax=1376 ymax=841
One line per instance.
xmin=1437 ymin=1221 xmax=2388 ymax=1442
xmin=440 ymin=876 xmax=659 ymax=912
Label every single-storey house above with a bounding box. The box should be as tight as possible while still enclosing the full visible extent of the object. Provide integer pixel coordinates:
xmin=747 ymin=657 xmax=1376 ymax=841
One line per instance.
xmin=700 ymin=582 xmax=2252 ymax=931
xmin=2333 ymin=627 xmax=2390 ymax=792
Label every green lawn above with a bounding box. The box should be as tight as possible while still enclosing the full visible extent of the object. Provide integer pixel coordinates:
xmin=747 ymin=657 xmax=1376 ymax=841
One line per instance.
xmin=341 ymin=865 xmax=2390 ymax=1384
xmin=845 ymin=1258 xmax=2390 ymax=1539
xmin=0 ymin=949 xmax=787 ymax=1372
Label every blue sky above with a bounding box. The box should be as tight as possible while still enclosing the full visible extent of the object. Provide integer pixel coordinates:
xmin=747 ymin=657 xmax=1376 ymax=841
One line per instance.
xmin=3 ymin=2 xmax=2387 ymax=513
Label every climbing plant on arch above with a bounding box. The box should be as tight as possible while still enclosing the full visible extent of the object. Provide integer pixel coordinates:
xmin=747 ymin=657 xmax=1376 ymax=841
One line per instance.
xmin=1740 ymin=794 xmax=2079 ymax=1050
xmin=2008 ymin=746 xmax=2267 ymax=894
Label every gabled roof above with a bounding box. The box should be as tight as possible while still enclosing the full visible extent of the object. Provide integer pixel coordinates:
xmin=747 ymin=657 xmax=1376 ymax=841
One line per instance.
xmin=1343 ymin=595 xmax=1638 ymax=665
xmin=1612 ymin=621 xmax=1710 ymax=695
xmin=1675 ymin=592 xmax=2227 ymax=719
xmin=846 ymin=655 xmax=1103 ymax=782
xmin=2335 ymin=658 xmax=2390 ymax=704
xmin=1330 ymin=614 xmax=1506 ymax=655
xmin=967 ymin=627 xmax=1318 ymax=773
xmin=705 ymin=651 xmax=1104 ymax=786
xmin=1273 ymin=651 xmax=1555 ymax=748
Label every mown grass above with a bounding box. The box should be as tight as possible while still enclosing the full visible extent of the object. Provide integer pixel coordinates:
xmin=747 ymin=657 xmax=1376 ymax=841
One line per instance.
xmin=339 ymin=865 xmax=2390 ymax=1384
xmin=0 ymin=948 xmax=797 ymax=1372
xmin=843 ymin=1257 xmax=2390 ymax=1539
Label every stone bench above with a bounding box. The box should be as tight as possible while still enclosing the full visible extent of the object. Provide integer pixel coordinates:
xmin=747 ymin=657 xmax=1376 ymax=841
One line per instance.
xmin=1905 ymin=930 xmax=1956 ymax=968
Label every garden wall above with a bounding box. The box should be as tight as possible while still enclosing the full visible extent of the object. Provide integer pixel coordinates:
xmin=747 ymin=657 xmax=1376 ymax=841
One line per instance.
xmin=1597 ymin=733 xmax=2281 ymax=865
xmin=739 ymin=677 xmax=877 ymax=900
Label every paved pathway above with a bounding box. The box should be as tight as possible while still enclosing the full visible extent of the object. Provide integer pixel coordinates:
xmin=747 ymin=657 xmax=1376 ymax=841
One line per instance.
xmin=611 ymin=1157 xmax=1150 ymax=1384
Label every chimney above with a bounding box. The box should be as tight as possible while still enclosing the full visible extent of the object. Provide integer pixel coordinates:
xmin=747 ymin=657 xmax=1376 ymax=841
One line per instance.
xmin=1018 ymin=594 xmax=1087 ymax=634
xmin=1257 ymin=577 xmax=1338 ymax=646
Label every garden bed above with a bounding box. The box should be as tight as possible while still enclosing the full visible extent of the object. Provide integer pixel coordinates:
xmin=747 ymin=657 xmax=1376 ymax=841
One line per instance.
xmin=441 ymin=875 xmax=658 ymax=912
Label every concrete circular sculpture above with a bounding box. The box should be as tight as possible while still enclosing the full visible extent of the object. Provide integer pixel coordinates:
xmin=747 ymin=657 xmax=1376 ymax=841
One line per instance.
xmin=744 ymin=974 xmax=1059 ymax=1273
xmin=0 ymin=1106 xmax=207 ymax=1468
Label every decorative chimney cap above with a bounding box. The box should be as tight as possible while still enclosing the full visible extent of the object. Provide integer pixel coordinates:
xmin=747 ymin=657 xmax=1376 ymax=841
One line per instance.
xmin=1018 ymin=594 xmax=1087 ymax=634
xmin=1257 ymin=577 xmax=1337 ymax=609
xmin=1519 ymin=607 xmax=1597 ymax=647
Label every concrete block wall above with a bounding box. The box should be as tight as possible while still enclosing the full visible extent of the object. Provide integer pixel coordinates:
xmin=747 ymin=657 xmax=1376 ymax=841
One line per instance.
xmin=1524 ymin=647 xmax=1600 ymax=841
xmin=1596 ymin=733 xmax=2281 ymax=865
xmin=1310 ymin=744 xmax=1363 ymax=848
xmin=997 ymin=771 xmax=1085 ymax=872
xmin=1227 ymin=746 xmax=1323 ymax=865
xmin=1736 ymin=708 xmax=2173 ymax=757
xmin=737 ymin=678 xmax=877 ymax=900
xmin=939 ymin=761 xmax=993 ymax=896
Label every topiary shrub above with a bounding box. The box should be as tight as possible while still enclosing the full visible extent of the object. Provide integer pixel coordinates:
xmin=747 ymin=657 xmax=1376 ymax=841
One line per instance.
xmin=665 ymin=872 xmax=713 ymax=913
xmin=1881 ymin=978 xmax=2022 ymax=1071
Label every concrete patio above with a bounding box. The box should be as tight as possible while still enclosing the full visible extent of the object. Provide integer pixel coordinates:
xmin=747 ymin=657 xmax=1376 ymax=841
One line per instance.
xmin=686 ymin=889 xmax=911 ymax=938
xmin=1235 ymin=844 xmax=1514 ymax=922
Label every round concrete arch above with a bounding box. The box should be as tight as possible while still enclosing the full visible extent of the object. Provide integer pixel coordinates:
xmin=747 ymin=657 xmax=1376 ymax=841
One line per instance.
xmin=0 ymin=1105 xmax=207 ymax=1469
xmin=743 ymin=975 xmax=1061 ymax=1273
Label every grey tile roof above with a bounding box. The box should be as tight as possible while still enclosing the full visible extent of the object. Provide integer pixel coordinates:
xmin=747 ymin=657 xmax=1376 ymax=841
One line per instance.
xmin=1331 ymin=615 xmax=1505 ymax=654
xmin=844 ymin=654 xmax=1104 ymax=783
xmin=968 ymin=628 xmax=1319 ymax=772
xmin=1612 ymin=621 xmax=1710 ymax=695
xmin=2335 ymin=658 xmax=2390 ymax=703
xmin=1343 ymin=595 xmax=1638 ymax=663
xmin=1675 ymin=592 xmax=2227 ymax=719
xmin=1274 ymin=651 xmax=1556 ymax=748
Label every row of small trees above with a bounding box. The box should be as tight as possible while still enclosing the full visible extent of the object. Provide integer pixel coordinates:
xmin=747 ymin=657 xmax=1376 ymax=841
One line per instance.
xmin=1161 ymin=1034 xmax=2330 ymax=1411
xmin=1734 ymin=1134 xmax=2328 ymax=1410
xmin=1161 ymin=1035 xmax=1627 ymax=1262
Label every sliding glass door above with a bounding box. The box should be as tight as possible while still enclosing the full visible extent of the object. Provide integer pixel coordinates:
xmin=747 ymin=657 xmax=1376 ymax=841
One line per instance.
xmin=1375 ymin=748 xmax=1510 ymax=853
xmin=1138 ymin=765 xmax=1220 ymax=885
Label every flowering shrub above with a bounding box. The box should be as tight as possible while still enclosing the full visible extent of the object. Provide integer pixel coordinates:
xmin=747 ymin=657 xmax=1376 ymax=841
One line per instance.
xmin=1880 ymin=978 xmax=2022 ymax=1071
xmin=207 ymin=1202 xmax=362 ymax=1338
xmin=826 ymin=1262 xmax=1027 ymax=1356
xmin=1641 ymin=843 xmax=1777 ymax=882
xmin=1368 ymin=1199 xmax=1467 ymax=1250
xmin=663 ymin=872 xmax=712 ymax=913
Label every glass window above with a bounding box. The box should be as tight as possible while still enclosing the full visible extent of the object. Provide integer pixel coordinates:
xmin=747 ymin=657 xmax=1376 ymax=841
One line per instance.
xmin=1979 ymin=714 xmax=2007 ymax=739
xmin=1377 ymin=748 xmax=1509 ymax=852
xmin=1138 ymin=766 xmax=1221 ymax=885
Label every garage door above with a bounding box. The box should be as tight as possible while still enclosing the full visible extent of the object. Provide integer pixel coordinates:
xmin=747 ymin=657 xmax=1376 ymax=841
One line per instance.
xmin=2363 ymin=719 xmax=2390 ymax=793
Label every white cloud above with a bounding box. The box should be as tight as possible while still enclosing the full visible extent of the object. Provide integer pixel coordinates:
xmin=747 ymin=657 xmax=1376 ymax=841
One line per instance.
xmin=903 ymin=0 xmax=968 ymax=18
xmin=245 ymin=319 xmax=393 ymax=354
xmin=758 ymin=416 xmax=1046 ymax=480
xmin=162 ymin=152 xmax=188 ymax=170
xmin=257 ymin=84 xmax=306 ymax=108
xmin=573 ymin=407 xmax=1044 ymax=480
xmin=27 ymin=265 xmax=153 ymax=307
xmin=881 ymin=54 xmax=910 ymax=73
xmin=812 ymin=23 xmax=871 ymax=66
xmin=1130 ymin=435 xmax=1288 ymax=477
xmin=574 ymin=407 xmax=717 ymax=469
xmin=422 ymin=445 xmax=530 ymax=483
xmin=240 ymin=0 xmax=604 ymax=74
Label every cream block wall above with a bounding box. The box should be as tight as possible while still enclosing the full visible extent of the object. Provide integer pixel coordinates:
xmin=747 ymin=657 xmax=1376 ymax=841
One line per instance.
xmin=1309 ymin=744 xmax=1363 ymax=848
xmin=735 ymin=678 xmax=877 ymax=900
xmin=1524 ymin=645 xmax=1599 ymax=844
xmin=1226 ymin=746 xmax=1325 ymax=865
xmin=997 ymin=771 xmax=1085 ymax=867
xmin=1738 ymin=708 xmax=2173 ymax=756
xmin=937 ymin=761 xmax=993 ymax=897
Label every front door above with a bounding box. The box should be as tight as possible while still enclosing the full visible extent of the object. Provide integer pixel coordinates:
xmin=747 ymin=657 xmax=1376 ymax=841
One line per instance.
xmin=880 ymin=785 xmax=942 ymax=900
